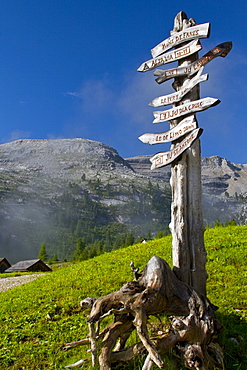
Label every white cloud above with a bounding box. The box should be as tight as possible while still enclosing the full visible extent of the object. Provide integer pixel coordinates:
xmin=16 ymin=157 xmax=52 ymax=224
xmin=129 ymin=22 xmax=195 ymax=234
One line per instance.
xmin=66 ymin=91 xmax=83 ymax=98
xmin=1 ymin=130 xmax=31 ymax=144
xmin=117 ymin=73 xmax=158 ymax=123
xmin=47 ymin=133 xmax=65 ymax=140
xmin=66 ymin=70 xmax=172 ymax=128
xmin=67 ymin=77 xmax=115 ymax=116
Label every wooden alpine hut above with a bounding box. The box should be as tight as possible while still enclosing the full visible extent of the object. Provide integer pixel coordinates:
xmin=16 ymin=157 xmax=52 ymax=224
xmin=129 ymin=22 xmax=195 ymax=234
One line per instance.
xmin=5 ymin=259 xmax=52 ymax=273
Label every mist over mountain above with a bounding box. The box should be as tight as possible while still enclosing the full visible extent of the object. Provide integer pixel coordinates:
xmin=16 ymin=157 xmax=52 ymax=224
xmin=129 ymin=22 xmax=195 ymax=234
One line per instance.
xmin=0 ymin=138 xmax=246 ymax=263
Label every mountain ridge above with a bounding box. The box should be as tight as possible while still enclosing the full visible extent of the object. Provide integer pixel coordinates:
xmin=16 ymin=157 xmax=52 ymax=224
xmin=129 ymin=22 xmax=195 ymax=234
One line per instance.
xmin=0 ymin=138 xmax=246 ymax=262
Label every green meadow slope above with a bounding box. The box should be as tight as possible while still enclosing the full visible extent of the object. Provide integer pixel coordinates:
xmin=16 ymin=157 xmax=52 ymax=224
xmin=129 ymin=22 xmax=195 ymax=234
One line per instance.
xmin=0 ymin=226 xmax=246 ymax=369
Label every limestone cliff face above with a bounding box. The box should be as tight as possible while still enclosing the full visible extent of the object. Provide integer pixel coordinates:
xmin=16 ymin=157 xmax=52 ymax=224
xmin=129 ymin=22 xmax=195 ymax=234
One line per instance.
xmin=201 ymin=156 xmax=247 ymax=196
xmin=0 ymin=138 xmax=246 ymax=262
xmin=127 ymin=154 xmax=247 ymax=225
xmin=200 ymin=156 xmax=247 ymax=225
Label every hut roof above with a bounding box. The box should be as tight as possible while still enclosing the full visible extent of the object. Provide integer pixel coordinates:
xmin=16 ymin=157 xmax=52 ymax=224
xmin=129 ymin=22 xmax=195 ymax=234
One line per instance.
xmin=0 ymin=258 xmax=11 ymax=272
xmin=0 ymin=257 xmax=10 ymax=264
xmin=5 ymin=259 xmax=52 ymax=273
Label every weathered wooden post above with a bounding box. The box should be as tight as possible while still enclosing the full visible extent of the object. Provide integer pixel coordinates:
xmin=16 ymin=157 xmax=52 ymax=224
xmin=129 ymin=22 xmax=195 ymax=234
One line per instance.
xmin=63 ymin=12 xmax=232 ymax=369
xmin=138 ymin=11 xmax=232 ymax=295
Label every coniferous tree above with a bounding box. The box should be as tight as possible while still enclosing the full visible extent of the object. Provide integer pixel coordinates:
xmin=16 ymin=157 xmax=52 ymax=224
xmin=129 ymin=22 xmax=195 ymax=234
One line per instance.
xmin=38 ymin=242 xmax=48 ymax=261
xmin=72 ymin=238 xmax=87 ymax=261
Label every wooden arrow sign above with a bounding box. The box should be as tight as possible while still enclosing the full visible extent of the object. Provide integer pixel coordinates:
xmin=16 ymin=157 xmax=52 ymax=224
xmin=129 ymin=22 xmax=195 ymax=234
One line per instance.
xmin=150 ymin=128 xmax=203 ymax=169
xmin=154 ymin=41 xmax=232 ymax=84
xmin=149 ymin=67 xmax=208 ymax=107
xmin=151 ymin=22 xmax=210 ymax=58
xmin=137 ymin=39 xmax=202 ymax=72
xmin=153 ymin=97 xmax=220 ymax=123
xmin=139 ymin=115 xmax=197 ymax=145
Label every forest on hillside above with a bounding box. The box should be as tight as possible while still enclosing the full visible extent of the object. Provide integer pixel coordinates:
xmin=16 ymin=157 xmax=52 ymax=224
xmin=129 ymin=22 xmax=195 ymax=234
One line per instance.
xmin=0 ymin=179 xmax=171 ymax=263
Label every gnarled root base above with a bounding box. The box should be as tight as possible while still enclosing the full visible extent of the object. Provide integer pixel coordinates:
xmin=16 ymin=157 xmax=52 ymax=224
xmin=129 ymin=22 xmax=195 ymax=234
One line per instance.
xmin=64 ymin=256 xmax=223 ymax=369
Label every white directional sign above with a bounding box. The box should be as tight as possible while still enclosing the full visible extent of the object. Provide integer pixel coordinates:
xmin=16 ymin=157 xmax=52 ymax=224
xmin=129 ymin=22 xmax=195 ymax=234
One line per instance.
xmin=151 ymin=22 xmax=210 ymax=58
xmin=153 ymin=97 xmax=220 ymax=123
xmin=150 ymin=128 xmax=203 ymax=169
xmin=139 ymin=115 xmax=197 ymax=145
xmin=154 ymin=41 xmax=232 ymax=84
xmin=149 ymin=67 xmax=208 ymax=107
xmin=137 ymin=39 xmax=202 ymax=72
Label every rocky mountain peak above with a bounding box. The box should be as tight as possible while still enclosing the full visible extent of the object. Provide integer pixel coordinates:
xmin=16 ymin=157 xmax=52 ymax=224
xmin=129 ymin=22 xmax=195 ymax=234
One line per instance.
xmin=0 ymin=138 xmax=134 ymax=180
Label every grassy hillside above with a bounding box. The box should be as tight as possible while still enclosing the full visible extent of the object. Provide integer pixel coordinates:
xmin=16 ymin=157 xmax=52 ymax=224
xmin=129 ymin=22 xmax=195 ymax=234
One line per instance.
xmin=0 ymin=226 xmax=246 ymax=369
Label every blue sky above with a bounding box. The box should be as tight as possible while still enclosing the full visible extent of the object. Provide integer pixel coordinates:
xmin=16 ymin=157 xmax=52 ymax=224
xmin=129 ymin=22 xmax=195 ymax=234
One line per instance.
xmin=0 ymin=0 xmax=246 ymax=164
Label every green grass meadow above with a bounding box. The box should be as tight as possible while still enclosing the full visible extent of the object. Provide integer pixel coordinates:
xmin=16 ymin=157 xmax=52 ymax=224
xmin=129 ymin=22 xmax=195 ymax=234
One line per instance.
xmin=0 ymin=225 xmax=246 ymax=369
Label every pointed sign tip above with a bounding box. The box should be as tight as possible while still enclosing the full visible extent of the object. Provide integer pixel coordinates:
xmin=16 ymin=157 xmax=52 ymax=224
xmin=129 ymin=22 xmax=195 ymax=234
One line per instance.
xmin=210 ymin=98 xmax=221 ymax=107
xmin=138 ymin=135 xmax=149 ymax=144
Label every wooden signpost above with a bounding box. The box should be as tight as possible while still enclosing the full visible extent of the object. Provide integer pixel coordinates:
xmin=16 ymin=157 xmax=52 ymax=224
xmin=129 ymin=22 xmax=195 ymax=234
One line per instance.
xmin=64 ymin=12 xmax=233 ymax=370
xmin=137 ymin=11 xmax=232 ymax=297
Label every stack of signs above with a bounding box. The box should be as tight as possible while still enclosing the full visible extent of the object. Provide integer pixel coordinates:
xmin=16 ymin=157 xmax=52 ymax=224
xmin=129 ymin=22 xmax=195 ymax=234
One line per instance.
xmin=137 ymin=21 xmax=232 ymax=169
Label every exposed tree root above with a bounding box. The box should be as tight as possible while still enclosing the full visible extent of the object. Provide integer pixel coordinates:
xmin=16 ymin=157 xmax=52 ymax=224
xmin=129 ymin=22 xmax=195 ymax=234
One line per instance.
xmin=64 ymin=256 xmax=223 ymax=369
